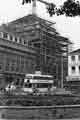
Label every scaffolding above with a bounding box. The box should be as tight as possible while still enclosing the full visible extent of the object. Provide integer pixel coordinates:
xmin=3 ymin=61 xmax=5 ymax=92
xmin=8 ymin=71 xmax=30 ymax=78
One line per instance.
xmin=28 ymin=18 xmax=70 ymax=87
xmin=4 ymin=14 xmax=70 ymax=88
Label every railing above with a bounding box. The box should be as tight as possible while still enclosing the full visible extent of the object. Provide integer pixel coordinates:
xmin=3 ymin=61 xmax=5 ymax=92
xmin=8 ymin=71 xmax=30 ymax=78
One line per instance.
xmin=1 ymin=104 xmax=80 ymax=119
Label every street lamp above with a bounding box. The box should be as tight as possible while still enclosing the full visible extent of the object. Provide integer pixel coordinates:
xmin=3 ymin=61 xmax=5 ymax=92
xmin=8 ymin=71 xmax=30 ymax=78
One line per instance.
xmin=61 ymin=52 xmax=68 ymax=88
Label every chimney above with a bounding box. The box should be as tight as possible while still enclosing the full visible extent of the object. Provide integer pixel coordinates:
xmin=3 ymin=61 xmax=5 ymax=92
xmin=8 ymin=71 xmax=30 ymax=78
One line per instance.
xmin=32 ymin=0 xmax=37 ymax=15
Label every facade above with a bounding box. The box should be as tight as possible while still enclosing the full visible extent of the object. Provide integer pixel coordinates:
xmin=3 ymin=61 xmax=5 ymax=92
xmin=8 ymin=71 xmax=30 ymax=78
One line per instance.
xmin=0 ymin=14 xmax=70 ymax=88
xmin=65 ymin=49 xmax=80 ymax=94
xmin=68 ymin=49 xmax=80 ymax=81
xmin=0 ymin=31 xmax=36 ymax=88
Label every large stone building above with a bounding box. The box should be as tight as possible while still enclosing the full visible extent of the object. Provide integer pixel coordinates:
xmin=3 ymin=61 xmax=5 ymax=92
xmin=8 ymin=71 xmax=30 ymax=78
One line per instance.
xmin=68 ymin=49 xmax=80 ymax=81
xmin=65 ymin=49 xmax=80 ymax=93
xmin=0 ymin=29 xmax=36 ymax=88
xmin=0 ymin=14 xmax=70 ymax=88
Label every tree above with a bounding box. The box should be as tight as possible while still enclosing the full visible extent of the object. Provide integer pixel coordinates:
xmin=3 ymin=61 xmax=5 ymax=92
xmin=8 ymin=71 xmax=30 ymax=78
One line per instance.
xmin=58 ymin=0 xmax=80 ymax=17
xmin=21 ymin=0 xmax=80 ymax=17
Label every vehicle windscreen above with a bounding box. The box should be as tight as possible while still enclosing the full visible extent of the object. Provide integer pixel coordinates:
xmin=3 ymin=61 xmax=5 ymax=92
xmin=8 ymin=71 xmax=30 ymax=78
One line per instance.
xmin=37 ymin=83 xmax=52 ymax=88
xmin=24 ymin=83 xmax=32 ymax=88
xmin=25 ymin=76 xmax=32 ymax=79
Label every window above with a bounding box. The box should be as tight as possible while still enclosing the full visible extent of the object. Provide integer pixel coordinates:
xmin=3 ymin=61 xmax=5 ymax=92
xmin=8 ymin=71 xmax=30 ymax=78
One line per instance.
xmin=24 ymin=40 xmax=26 ymax=44
xmin=9 ymin=35 xmax=13 ymax=41
xmin=78 ymin=55 xmax=80 ymax=61
xmin=24 ymin=83 xmax=32 ymax=88
xmin=0 ymin=32 xmax=2 ymax=37
xmin=5 ymin=57 xmax=10 ymax=71
xmin=79 ymin=66 xmax=80 ymax=73
xmin=0 ymin=54 xmax=4 ymax=71
xmin=20 ymin=57 xmax=25 ymax=72
xmin=72 ymin=66 xmax=75 ymax=73
xmin=15 ymin=37 xmax=18 ymax=42
xmin=34 ymin=43 xmax=40 ymax=48
xmin=24 ymin=40 xmax=27 ymax=45
xmin=25 ymin=60 xmax=29 ymax=72
xmin=19 ymin=38 xmax=22 ymax=44
xmin=37 ymin=83 xmax=49 ymax=88
xmin=3 ymin=32 xmax=8 ymax=39
xmin=5 ymin=63 xmax=10 ymax=71
xmin=16 ymin=56 xmax=20 ymax=72
xmin=28 ymin=42 xmax=32 ymax=46
xmin=0 ymin=64 xmax=2 ymax=70
xmin=71 ymin=55 xmax=75 ymax=61
xmin=11 ymin=58 xmax=16 ymax=71
xmin=22 ymin=40 xmax=24 ymax=44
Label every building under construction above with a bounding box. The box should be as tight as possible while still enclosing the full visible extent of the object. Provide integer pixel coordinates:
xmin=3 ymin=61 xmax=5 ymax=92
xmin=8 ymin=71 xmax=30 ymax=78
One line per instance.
xmin=0 ymin=14 xmax=71 ymax=88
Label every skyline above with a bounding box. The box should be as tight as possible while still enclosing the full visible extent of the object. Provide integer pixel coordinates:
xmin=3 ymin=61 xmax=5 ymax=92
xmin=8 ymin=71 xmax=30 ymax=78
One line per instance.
xmin=0 ymin=0 xmax=80 ymax=50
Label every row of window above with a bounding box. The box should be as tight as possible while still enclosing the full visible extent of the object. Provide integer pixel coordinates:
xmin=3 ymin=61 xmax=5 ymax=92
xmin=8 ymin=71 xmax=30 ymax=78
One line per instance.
xmin=0 ymin=32 xmax=28 ymax=46
xmin=0 ymin=60 xmax=34 ymax=73
xmin=71 ymin=55 xmax=80 ymax=61
xmin=0 ymin=53 xmax=35 ymax=73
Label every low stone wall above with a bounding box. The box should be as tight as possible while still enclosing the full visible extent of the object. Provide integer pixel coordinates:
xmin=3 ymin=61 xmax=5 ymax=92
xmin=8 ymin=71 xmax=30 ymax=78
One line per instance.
xmin=1 ymin=105 xmax=80 ymax=119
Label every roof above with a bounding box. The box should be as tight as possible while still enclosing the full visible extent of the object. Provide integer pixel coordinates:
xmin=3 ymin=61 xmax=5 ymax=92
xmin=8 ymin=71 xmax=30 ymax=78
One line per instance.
xmin=69 ymin=48 xmax=80 ymax=55
xmin=0 ymin=14 xmax=58 ymax=39
xmin=26 ymin=74 xmax=53 ymax=78
xmin=54 ymin=35 xmax=72 ymax=44
xmin=0 ymin=14 xmax=71 ymax=47
xmin=8 ymin=14 xmax=56 ymax=26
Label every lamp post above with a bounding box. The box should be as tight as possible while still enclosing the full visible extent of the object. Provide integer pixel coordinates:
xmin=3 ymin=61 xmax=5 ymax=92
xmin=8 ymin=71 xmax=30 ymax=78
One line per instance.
xmin=61 ymin=51 xmax=68 ymax=88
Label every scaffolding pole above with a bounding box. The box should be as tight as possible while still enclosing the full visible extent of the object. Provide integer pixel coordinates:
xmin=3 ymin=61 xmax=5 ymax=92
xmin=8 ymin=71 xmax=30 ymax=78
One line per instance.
xmin=61 ymin=54 xmax=64 ymax=88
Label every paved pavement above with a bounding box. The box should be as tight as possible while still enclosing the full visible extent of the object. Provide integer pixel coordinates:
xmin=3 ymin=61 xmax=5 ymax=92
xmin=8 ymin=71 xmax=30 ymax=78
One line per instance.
xmin=0 ymin=118 xmax=80 ymax=120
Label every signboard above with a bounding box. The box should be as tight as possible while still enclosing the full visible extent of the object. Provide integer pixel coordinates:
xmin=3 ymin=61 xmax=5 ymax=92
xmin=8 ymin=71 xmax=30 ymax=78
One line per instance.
xmin=30 ymin=79 xmax=53 ymax=83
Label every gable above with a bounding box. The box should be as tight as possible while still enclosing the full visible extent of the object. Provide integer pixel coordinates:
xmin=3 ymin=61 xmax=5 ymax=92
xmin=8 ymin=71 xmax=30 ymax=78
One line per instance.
xmin=69 ymin=49 xmax=80 ymax=55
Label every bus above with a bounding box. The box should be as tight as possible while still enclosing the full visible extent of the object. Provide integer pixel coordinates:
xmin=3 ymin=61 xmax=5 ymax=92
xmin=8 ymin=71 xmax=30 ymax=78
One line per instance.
xmin=22 ymin=71 xmax=56 ymax=94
